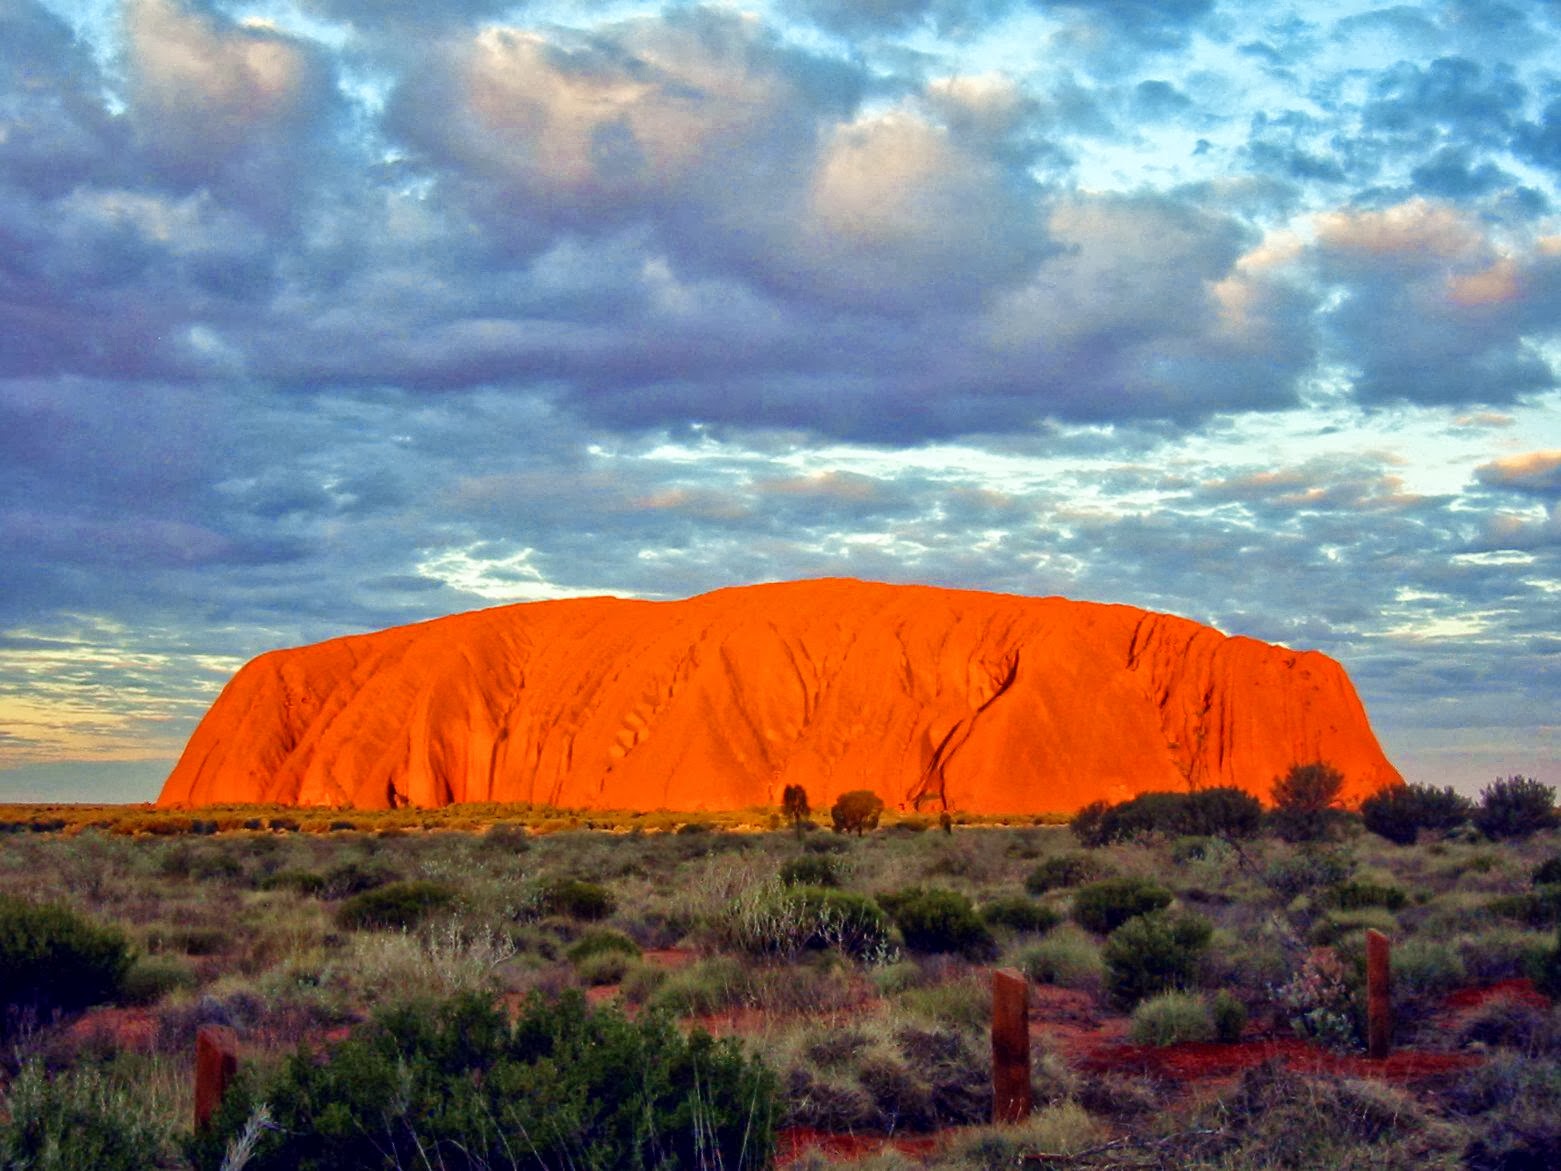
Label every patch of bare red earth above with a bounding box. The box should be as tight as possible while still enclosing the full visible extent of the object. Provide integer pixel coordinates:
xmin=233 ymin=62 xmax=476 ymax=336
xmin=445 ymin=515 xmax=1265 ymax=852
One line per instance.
xmin=769 ymin=979 xmax=1544 ymax=1166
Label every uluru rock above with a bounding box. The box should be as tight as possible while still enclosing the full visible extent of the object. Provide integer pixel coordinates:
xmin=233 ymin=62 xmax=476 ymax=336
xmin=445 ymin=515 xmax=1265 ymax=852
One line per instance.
xmin=157 ymin=579 xmax=1401 ymax=813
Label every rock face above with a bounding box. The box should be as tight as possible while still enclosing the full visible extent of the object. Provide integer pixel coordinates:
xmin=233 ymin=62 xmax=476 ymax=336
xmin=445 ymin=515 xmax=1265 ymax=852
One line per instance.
xmin=157 ymin=579 xmax=1401 ymax=813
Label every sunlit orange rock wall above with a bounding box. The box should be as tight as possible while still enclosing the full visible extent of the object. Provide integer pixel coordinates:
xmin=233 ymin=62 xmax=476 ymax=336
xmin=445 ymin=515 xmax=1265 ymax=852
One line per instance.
xmin=157 ymin=579 xmax=1401 ymax=813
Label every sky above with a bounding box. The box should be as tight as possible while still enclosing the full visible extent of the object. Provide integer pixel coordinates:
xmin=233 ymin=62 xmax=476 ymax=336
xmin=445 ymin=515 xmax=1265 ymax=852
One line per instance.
xmin=0 ymin=0 xmax=1557 ymax=803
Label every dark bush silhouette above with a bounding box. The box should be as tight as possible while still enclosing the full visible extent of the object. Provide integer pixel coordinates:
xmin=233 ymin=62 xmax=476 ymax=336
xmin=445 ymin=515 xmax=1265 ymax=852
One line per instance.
xmin=1533 ymin=856 xmax=1561 ymax=888
xmin=0 ymin=896 xmax=132 ymax=1030
xmin=540 ymin=877 xmax=616 ymax=921
xmin=1102 ymin=909 xmax=1213 ymax=1008
xmin=782 ymin=784 xmax=811 ymax=839
xmin=1360 ymin=782 xmax=1474 ymax=845
xmin=1071 ymin=877 xmax=1174 ymax=935
xmin=980 ymin=896 xmax=1061 ymax=935
xmin=190 ymin=990 xmax=776 ymax=1171
xmin=1474 ymin=776 xmax=1559 ymax=840
xmin=1025 ymin=852 xmax=1109 ymax=894
xmin=335 ymin=880 xmax=459 ymax=930
xmin=878 ymin=887 xmax=997 ymax=959
xmin=1069 ymin=787 xmax=1262 ymax=846
xmin=831 ymin=790 xmax=885 ymax=835
xmin=1269 ymin=761 xmax=1347 ymax=842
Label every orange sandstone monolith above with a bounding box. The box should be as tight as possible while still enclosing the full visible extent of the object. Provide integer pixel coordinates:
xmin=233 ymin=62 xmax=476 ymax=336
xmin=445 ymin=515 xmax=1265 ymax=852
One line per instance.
xmin=195 ymin=1024 xmax=239 ymax=1130
xmin=158 ymin=578 xmax=1401 ymax=814
xmin=992 ymin=968 xmax=1031 ymax=1123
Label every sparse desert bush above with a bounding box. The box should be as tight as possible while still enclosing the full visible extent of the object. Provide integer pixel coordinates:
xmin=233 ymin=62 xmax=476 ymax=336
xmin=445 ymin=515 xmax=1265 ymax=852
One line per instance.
xmin=831 ymin=790 xmax=885 ymax=835
xmin=1361 ymin=782 xmax=1473 ymax=845
xmin=718 ymin=881 xmax=892 ymax=961
xmin=1068 ymin=788 xmax=1262 ymax=848
xmin=1474 ymin=775 xmax=1560 ymax=840
xmin=779 ymin=853 xmax=841 ymax=888
xmin=335 ymin=879 xmax=458 ymax=930
xmin=1322 ymin=879 xmax=1409 ymax=912
xmin=538 ymin=876 xmax=616 ymax=920
xmin=1212 ymin=988 xmax=1248 ymax=1042
xmin=258 ymin=868 xmax=326 ymax=896
xmin=878 ymin=887 xmax=997 ymax=960
xmin=1263 ymin=847 xmax=1354 ymax=899
xmin=1534 ymin=927 xmax=1561 ymax=1000
xmin=1024 ymin=852 xmax=1108 ymax=894
xmin=1071 ymin=876 xmax=1173 ymax=935
xmin=0 ymin=1060 xmax=172 ymax=1171
xmin=1129 ymin=990 xmax=1214 ymax=1046
xmin=1101 ymin=909 xmax=1213 ymax=1008
xmin=1269 ymin=761 xmax=1348 ymax=842
xmin=119 ymin=954 xmax=198 ymax=1006
xmin=0 ymin=895 xmax=132 ymax=1027
xmin=191 ymin=989 xmax=777 ymax=1171
xmin=979 ymin=895 xmax=1061 ymax=935
xmin=1016 ymin=924 xmax=1104 ymax=990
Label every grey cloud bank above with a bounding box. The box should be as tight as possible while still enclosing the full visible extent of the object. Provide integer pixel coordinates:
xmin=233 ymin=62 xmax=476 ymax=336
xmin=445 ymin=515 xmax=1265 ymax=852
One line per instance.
xmin=0 ymin=0 xmax=1556 ymax=800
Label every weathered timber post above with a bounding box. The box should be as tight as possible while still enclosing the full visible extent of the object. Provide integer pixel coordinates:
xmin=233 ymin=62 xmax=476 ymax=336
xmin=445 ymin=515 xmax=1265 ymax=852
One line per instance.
xmin=1365 ymin=928 xmax=1391 ymax=1059
xmin=195 ymin=1024 xmax=239 ymax=1130
xmin=992 ymin=967 xmax=1031 ymax=1123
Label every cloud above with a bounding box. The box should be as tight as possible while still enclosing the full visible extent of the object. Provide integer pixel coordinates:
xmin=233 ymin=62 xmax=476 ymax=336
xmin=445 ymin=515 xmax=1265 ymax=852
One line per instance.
xmin=1311 ymin=200 xmax=1561 ymax=407
xmin=124 ymin=0 xmax=341 ymax=223
xmin=1475 ymin=450 xmax=1561 ymax=494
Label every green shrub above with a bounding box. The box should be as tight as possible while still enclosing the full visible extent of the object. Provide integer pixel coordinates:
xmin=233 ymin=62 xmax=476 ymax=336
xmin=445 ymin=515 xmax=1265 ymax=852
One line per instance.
xmin=720 ymin=883 xmax=891 ymax=962
xmin=335 ymin=880 xmax=459 ymax=930
xmin=1322 ymin=880 xmax=1408 ymax=912
xmin=831 ymin=790 xmax=885 ymax=835
xmin=1071 ymin=877 xmax=1173 ymax=935
xmin=540 ymin=878 xmax=616 ymax=920
xmin=1129 ymin=991 xmax=1214 ymax=1046
xmin=1101 ymin=910 xmax=1213 ymax=1008
xmin=980 ymin=896 xmax=1061 ymax=934
xmin=190 ymin=990 xmax=776 ymax=1171
xmin=1016 ymin=925 xmax=1104 ymax=990
xmin=1263 ymin=849 xmax=1354 ymax=899
xmin=1475 ymin=776 xmax=1560 ymax=840
xmin=120 ymin=955 xmax=198 ymax=1006
xmin=879 ymin=887 xmax=997 ymax=960
xmin=1360 ymin=783 xmax=1473 ymax=845
xmin=790 ymin=888 xmax=893 ymax=960
xmin=1212 ymin=989 xmax=1248 ymax=1042
xmin=1531 ymin=928 xmax=1561 ymax=1000
xmin=779 ymin=854 xmax=841 ymax=888
xmin=0 ymin=895 xmax=132 ymax=1026
xmin=567 ymin=929 xmax=641 ymax=964
xmin=1025 ymin=853 xmax=1107 ymax=894
xmin=320 ymin=859 xmax=396 ymax=899
xmin=0 ymin=1062 xmax=170 ymax=1171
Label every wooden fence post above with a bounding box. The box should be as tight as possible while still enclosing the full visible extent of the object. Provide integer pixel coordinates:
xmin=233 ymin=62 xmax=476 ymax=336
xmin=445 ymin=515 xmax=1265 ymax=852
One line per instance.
xmin=1365 ymin=929 xmax=1391 ymax=1059
xmin=195 ymin=1024 xmax=239 ymax=1130
xmin=992 ymin=968 xmax=1032 ymax=1123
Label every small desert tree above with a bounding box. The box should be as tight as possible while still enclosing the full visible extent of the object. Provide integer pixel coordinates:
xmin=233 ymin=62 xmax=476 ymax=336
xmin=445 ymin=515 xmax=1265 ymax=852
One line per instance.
xmin=1474 ymin=776 xmax=1560 ymax=840
xmin=781 ymin=784 xmax=811 ymax=840
xmin=1269 ymin=761 xmax=1346 ymax=842
xmin=830 ymin=789 xmax=884 ymax=836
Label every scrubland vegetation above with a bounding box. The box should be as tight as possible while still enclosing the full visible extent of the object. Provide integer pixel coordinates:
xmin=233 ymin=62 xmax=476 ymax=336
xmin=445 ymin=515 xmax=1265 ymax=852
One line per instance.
xmin=0 ymin=771 xmax=1557 ymax=1168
